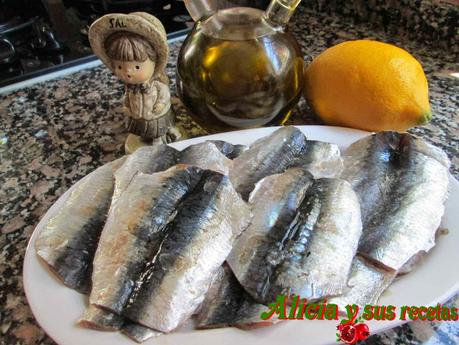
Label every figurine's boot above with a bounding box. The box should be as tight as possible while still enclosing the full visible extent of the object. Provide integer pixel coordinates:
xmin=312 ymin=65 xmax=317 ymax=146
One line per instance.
xmin=151 ymin=126 xmax=181 ymax=146
xmin=152 ymin=136 xmax=168 ymax=146
xmin=166 ymin=126 xmax=182 ymax=142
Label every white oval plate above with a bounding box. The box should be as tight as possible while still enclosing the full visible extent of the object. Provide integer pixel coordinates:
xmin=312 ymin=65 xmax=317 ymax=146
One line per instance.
xmin=24 ymin=126 xmax=459 ymax=345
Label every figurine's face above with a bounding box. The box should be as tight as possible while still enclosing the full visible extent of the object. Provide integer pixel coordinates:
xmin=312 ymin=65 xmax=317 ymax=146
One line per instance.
xmin=112 ymin=59 xmax=156 ymax=84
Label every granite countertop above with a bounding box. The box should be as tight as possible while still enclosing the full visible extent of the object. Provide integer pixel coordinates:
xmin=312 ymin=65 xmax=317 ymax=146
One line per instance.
xmin=0 ymin=2 xmax=458 ymax=345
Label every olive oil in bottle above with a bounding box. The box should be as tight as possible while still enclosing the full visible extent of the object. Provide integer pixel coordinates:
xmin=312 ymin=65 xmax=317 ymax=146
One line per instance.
xmin=177 ymin=1 xmax=304 ymax=133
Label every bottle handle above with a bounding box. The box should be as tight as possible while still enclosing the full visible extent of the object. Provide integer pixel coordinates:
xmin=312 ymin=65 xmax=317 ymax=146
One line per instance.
xmin=184 ymin=0 xmax=218 ymax=22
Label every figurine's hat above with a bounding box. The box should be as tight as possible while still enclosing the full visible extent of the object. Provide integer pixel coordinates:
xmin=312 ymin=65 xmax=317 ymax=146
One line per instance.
xmin=88 ymin=12 xmax=168 ymax=75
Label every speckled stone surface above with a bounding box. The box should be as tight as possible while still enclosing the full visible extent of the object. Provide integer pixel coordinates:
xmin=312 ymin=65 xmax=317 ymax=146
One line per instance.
xmin=0 ymin=3 xmax=458 ymax=345
xmin=305 ymin=0 xmax=459 ymax=55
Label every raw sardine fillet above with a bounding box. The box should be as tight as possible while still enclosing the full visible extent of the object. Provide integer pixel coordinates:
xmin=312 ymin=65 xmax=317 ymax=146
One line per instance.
xmin=229 ymin=174 xmax=362 ymax=304
xmin=197 ymin=265 xmax=278 ymax=330
xmin=122 ymin=323 xmax=161 ymax=343
xmin=230 ymin=126 xmax=342 ymax=199
xmin=113 ymin=145 xmax=179 ymax=201
xmin=123 ymin=171 xmax=251 ymax=332
xmin=35 ymin=158 xmax=125 ymax=293
xmin=328 ymin=256 xmax=396 ymax=311
xmin=206 ymin=140 xmax=248 ymax=159
xmin=179 ymin=142 xmax=233 ymax=175
xmin=228 ymin=168 xmax=313 ymax=300
xmin=342 ymin=132 xmax=450 ymax=271
xmin=297 ymin=140 xmax=343 ymax=178
xmin=78 ymin=305 xmax=123 ymax=331
xmin=90 ymin=165 xmax=203 ymax=313
xmin=79 ymin=305 xmax=162 ymax=343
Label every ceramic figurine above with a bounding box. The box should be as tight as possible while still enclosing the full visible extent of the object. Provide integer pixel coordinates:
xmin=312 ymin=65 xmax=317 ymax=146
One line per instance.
xmin=89 ymin=12 xmax=181 ymax=153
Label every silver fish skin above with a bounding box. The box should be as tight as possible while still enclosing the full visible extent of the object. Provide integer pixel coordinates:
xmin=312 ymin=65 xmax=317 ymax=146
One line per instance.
xmin=78 ymin=305 xmax=124 ymax=331
xmin=296 ymin=140 xmax=343 ymax=178
xmin=197 ymin=265 xmax=278 ymax=330
xmin=122 ymin=171 xmax=251 ymax=332
xmin=206 ymin=140 xmax=248 ymax=159
xmin=79 ymin=305 xmax=162 ymax=342
xmin=35 ymin=158 xmax=125 ymax=294
xmin=231 ymin=176 xmax=362 ymax=304
xmin=397 ymin=252 xmax=428 ymax=275
xmin=398 ymin=227 xmax=451 ymax=274
xmin=113 ymin=144 xmax=179 ymax=202
xmin=328 ymin=256 xmax=396 ymax=312
xmin=179 ymin=142 xmax=233 ymax=175
xmin=227 ymin=168 xmax=314 ymax=302
xmin=230 ymin=126 xmax=342 ymax=199
xmin=122 ymin=323 xmax=162 ymax=343
xmin=268 ymin=178 xmax=362 ymax=302
xmin=341 ymin=132 xmax=450 ymax=271
xmin=89 ymin=165 xmax=204 ymax=314
xmin=114 ymin=142 xmax=230 ymax=201
xmin=230 ymin=126 xmax=308 ymax=199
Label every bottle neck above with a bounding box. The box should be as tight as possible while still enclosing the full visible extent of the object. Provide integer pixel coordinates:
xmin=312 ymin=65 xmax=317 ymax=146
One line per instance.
xmin=265 ymin=0 xmax=302 ymax=27
xmin=184 ymin=0 xmax=217 ymax=22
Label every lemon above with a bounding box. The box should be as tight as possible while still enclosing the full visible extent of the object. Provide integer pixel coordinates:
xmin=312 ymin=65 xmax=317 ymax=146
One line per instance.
xmin=304 ymin=40 xmax=431 ymax=131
